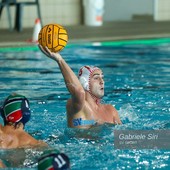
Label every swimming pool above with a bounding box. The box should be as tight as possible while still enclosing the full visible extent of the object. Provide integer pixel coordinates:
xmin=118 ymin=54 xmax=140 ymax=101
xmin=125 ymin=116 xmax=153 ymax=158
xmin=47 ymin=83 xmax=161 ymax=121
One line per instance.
xmin=0 ymin=38 xmax=170 ymax=169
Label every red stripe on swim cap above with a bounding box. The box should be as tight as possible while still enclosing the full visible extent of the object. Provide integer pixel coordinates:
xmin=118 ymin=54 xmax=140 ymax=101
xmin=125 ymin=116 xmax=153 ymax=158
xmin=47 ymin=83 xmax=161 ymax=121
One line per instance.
xmin=84 ymin=66 xmax=93 ymax=73
xmin=78 ymin=68 xmax=83 ymax=77
xmin=6 ymin=109 xmax=22 ymax=123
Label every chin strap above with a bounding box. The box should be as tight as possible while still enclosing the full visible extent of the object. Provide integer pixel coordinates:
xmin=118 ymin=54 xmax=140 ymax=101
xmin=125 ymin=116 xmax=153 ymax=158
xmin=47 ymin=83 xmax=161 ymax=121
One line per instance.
xmin=87 ymin=91 xmax=101 ymax=105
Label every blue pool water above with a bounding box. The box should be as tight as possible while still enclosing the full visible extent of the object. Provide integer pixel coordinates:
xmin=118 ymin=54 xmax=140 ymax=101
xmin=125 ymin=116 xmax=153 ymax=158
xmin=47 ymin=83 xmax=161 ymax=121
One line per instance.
xmin=0 ymin=39 xmax=170 ymax=169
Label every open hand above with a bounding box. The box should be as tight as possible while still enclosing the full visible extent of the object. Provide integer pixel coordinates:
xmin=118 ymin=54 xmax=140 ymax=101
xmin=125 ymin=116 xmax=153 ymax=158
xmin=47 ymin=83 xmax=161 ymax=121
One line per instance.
xmin=38 ymin=45 xmax=62 ymax=62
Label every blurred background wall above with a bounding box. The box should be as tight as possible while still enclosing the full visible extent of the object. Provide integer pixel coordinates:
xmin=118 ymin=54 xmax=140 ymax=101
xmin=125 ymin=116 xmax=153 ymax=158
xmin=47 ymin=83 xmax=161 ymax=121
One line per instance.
xmin=104 ymin=0 xmax=153 ymax=21
xmin=0 ymin=0 xmax=170 ymax=29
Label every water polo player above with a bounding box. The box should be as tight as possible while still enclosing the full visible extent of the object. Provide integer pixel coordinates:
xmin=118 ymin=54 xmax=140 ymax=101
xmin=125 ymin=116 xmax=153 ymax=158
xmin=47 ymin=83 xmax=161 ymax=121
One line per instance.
xmin=0 ymin=93 xmax=31 ymax=128
xmin=0 ymin=93 xmax=47 ymax=149
xmin=39 ymin=46 xmax=122 ymax=128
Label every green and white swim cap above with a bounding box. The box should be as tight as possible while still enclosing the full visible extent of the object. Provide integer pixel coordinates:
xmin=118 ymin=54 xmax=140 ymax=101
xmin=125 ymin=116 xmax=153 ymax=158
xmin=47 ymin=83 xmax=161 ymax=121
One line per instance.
xmin=0 ymin=93 xmax=31 ymax=126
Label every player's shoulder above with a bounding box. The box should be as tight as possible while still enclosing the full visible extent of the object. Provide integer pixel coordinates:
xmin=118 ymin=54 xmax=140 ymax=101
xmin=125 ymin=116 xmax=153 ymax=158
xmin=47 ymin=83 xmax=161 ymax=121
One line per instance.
xmin=102 ymin=103 xmax=114 ymax=108
xmin=103 ymin=104 xmax=117 ymax=113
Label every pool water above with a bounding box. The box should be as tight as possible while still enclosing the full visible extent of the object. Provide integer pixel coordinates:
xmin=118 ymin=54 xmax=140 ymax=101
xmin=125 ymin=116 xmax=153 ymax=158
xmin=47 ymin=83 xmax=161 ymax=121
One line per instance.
xmin=0 ymin=39 xmax=170 ymax=169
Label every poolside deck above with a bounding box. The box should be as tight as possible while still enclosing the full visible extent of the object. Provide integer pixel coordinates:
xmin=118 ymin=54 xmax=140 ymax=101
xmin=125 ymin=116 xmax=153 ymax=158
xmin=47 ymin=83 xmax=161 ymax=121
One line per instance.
xmin=0 ymin=20 xmax=170 ymax=47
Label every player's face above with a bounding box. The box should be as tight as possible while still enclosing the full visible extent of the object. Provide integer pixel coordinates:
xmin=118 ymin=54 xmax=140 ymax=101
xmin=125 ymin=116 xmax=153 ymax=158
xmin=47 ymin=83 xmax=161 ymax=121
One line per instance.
xmin=89 ymin=69 xmax=104 ymax=98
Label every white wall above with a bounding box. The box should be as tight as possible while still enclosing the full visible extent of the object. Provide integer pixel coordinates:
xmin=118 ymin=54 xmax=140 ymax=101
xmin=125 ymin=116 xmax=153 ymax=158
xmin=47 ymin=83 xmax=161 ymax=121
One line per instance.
xmin=154 ymin=0 xmax=170 ymax=21
xmin=0 ymin=0 xmax=170 ymax=30
xmin=104 ymin=0 xmax=154 ymax=21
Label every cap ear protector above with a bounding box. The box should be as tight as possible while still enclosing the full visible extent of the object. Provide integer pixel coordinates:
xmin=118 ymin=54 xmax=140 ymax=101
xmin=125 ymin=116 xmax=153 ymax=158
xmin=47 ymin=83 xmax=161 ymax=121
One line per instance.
xmin=79 ymin=76 xmax=89 ymax=91
xmin=0 ymin=106 xmax=5 ymax=121
xmin=0 ymin=94 xmax=31 ymax=126
xmin=20 ymin=97 xmax=31 ymax=125
xmin=78 ymin=65 xmax=100 ymax=91
xmin=38 ymin=152 xmax=70 ymax=170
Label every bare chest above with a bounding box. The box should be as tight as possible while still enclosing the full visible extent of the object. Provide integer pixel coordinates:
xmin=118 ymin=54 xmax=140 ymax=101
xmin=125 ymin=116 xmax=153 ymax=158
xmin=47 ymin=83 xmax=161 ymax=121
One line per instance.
xmin=85 ymin=104 xmax=113 ymax=123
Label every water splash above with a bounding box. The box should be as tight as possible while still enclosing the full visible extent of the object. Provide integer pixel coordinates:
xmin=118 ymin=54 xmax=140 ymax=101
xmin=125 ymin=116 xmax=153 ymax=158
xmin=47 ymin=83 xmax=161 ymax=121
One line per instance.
xmin=118 ymin=103 xmax=138 ymax=123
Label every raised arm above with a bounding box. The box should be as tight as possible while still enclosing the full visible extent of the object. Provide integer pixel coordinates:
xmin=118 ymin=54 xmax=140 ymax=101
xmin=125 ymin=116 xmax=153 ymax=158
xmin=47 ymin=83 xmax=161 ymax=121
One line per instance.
xmin=39 ymin=46 xmax=85 ymax=107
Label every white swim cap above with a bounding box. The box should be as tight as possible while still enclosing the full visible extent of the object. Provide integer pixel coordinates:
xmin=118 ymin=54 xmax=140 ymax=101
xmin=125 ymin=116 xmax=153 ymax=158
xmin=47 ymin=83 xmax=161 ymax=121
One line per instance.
xmin=78 ymin=66 xmax=100 ymax=91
